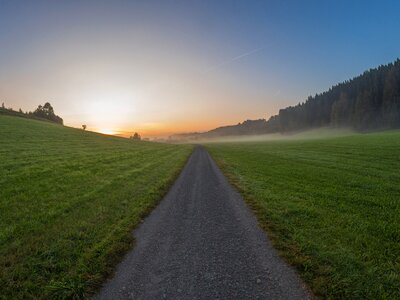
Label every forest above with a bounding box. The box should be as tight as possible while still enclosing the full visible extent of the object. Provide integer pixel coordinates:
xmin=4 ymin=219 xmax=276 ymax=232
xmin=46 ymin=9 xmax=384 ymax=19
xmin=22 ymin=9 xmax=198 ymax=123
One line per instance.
xmin=171 ymin=58 xmax=400 ymax=141
xmin=269 ymin=59 xmax=400 ymax=132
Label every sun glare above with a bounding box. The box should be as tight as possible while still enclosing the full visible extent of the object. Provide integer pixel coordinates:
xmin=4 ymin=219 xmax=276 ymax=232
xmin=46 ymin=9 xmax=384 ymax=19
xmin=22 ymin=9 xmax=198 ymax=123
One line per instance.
xmin=88 ymin=99 xmax=133 ymax=122
xmin=97 ymin=128 xmax=118 ymax=135
xmin=79 ymin=88 xmax=137 ymax=133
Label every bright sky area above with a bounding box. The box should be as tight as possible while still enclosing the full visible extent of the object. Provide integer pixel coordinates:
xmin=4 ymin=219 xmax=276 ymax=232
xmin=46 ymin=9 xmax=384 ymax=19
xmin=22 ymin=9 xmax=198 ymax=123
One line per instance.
xmin=1 ymin=0 xmax=400 ymax=137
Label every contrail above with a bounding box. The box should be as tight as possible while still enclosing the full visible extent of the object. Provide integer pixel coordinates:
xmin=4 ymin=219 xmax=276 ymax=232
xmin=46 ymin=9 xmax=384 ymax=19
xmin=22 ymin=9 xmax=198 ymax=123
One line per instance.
xmin=204 ymin=46 xmax=266 ymax=74
xmin=229 ymin=47 xmax=265 ymax=62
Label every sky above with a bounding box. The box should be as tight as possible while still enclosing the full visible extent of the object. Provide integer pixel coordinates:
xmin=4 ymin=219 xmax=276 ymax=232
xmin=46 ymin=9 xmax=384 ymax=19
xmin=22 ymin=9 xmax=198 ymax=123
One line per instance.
xmin=1 ymin=0 xmax=400 ymax=137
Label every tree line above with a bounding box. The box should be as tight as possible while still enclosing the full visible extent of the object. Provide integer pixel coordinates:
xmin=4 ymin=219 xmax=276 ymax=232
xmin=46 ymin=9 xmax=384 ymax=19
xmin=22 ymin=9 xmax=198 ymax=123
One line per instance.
xmin=0 ymin=102 xmax=63 ymax=125
xmin=177 ymin=58 xmax=400 ymax=141
xmin=266 ymin=58 xmax=400 ymax=132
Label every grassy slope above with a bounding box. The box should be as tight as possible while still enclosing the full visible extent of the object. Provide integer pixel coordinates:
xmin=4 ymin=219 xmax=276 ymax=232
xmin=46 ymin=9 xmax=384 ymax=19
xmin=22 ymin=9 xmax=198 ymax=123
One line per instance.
xmin=207 ymin=131 xmax=400 ymax=299
xmin=0 ymin=115 xmax=192 ymax=299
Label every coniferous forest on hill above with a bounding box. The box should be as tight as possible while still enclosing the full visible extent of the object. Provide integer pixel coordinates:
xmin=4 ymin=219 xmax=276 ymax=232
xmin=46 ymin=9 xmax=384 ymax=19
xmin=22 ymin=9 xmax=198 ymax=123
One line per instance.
xmin=170 ymin=59 xmax=400 ymax=141
xmin=268 ymin=59 xmax=400 ymax=133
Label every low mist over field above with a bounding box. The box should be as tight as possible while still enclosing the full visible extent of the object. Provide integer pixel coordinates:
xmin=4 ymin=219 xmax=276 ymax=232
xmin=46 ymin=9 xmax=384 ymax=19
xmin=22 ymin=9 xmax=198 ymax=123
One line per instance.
xmin=171 ymin=127 xmax=356 ymax=144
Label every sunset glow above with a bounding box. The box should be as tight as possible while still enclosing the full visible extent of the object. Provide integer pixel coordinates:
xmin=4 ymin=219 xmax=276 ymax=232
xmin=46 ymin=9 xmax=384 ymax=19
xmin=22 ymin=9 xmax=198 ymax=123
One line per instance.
xmin=1 ymin=1 xmax=400 ymax=138
xmin=97 ymin=128 xmax=120 ymax=136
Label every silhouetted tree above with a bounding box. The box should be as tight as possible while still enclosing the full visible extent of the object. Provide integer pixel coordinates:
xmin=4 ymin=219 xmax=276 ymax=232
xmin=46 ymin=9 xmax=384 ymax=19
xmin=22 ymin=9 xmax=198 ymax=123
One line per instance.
xmin=32 ymin=102 xmax=63 ymax=124
xmin=82 ymin=125 xmax=87 ymax=131
xmin=130 ymin=132 xmax=141 ymax=140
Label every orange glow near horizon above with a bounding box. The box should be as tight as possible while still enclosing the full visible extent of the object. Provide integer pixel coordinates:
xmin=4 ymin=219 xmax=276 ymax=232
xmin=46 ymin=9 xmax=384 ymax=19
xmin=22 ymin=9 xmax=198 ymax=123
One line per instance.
xmin=84 ymin=115 xmax=260 ymax=139
xmin=2 ymin=1 xmax=400 ymax=141
xmin=97 ymin=128 xmax=120 ymax=136
xmin=0 ymin=1 xmax=297 ymax=138
xmin=89 ymin=121 xmax=227 ymax=139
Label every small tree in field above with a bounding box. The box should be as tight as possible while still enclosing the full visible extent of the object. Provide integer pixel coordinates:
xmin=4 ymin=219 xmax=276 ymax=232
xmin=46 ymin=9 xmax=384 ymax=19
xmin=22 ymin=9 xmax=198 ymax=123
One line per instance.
xmin=130 ymin=132 xmax=141 ymax=141
xmin=82 ymin=125 xmax=87 ymax=131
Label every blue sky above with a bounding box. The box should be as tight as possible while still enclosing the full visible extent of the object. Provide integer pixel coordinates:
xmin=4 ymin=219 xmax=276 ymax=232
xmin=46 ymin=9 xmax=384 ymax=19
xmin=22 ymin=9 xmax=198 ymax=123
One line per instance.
xmin=1 ymin=0 xmax=400 ymax=136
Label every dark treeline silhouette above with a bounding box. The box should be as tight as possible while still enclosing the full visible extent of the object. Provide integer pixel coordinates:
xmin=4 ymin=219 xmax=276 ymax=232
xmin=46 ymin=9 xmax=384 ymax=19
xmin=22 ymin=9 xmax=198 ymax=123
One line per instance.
xmin=32 ymin=102 xmax=63 ymax=124
xmin=0 ymin=102 xmax=63 ymax=125
xmin=169 ymin=58 xmax=400 ymax=142
xmin=268 ymin=58 xmax=400 ymax=132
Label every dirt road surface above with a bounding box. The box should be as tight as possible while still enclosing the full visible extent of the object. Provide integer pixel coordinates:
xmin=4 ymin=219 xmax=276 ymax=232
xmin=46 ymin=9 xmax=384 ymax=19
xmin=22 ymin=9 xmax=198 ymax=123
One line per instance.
xmin=97 ymin=146 xmax=310 ymax=299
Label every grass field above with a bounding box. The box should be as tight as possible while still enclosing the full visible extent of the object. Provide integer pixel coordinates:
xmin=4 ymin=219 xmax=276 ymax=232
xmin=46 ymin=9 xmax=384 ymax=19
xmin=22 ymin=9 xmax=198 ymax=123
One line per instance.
xmin=0 ymin=115 xmax=192 ymax=299
xmin=207 ymin=131 xmax=400 ymax=299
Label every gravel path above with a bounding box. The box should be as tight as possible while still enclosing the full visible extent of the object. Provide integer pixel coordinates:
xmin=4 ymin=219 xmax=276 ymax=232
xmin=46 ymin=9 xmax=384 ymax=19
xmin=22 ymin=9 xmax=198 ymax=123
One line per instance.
xmin=97 ymin=146 xmax=311 ymax=299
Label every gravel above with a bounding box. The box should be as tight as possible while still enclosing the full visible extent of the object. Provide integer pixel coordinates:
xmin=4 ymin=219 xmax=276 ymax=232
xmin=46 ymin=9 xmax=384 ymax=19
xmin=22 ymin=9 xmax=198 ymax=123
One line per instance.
xmin=97 ymin=146 xmax=311 ymax=299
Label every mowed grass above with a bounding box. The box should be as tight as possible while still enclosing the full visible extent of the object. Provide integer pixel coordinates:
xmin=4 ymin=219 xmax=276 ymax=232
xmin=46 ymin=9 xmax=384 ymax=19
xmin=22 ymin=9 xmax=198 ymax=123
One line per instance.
xmin=207 ymin=131 xmax=400 ymax=299
xmin=0 ymin=115 xmax=192 ymax=299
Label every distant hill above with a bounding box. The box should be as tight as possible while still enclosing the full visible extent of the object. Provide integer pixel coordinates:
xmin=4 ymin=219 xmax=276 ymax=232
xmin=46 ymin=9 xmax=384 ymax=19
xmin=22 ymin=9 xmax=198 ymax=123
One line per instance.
xmin=169 ymin=119 xmax=270 ymax=141
xmin=205 ymin=119 xmax=269 ymax=136
xmin=171 ymin=58 xmax=400 ymax=141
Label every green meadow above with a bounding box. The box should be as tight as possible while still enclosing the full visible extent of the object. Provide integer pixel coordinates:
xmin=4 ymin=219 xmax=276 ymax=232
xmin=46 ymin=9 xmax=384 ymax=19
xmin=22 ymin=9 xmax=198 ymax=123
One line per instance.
xmin=0 ymin=115 xmax=192 ymax=299
xmin=207 ymin=131 xmax=400 ymax=299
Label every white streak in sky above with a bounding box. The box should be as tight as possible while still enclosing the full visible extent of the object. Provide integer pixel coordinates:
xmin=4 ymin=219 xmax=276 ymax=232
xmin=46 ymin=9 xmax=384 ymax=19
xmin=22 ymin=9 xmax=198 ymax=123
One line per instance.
xmin=204 ymin=46 xmax=266 ymax=74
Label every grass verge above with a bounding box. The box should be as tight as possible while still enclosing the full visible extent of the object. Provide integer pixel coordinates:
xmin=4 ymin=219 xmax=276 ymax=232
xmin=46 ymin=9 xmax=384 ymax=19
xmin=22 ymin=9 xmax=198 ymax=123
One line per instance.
xmin=206 ymin=131 xmax=400 ymax=299
xmin=0 ymin=115 xmax=193 ymax=299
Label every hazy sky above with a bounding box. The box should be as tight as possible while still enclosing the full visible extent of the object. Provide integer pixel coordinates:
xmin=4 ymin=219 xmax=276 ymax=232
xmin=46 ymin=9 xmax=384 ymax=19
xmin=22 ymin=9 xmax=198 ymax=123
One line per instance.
xmin=1 ymin=0 xmax=400 ymax=137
